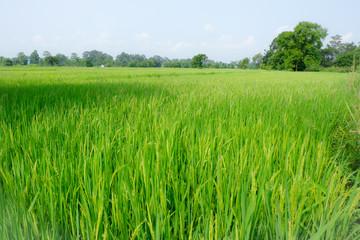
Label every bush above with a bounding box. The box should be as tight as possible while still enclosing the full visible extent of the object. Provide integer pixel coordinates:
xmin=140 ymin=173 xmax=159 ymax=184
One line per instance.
xmin=320 ymin=66 xmax=352 ymax=73
xmin=4 ymin=58 xmax=13 ymax=66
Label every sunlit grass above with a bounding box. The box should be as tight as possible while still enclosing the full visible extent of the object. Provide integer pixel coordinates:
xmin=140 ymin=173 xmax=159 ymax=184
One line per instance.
xmin=0 ymin=67 xmax=359 ymax=239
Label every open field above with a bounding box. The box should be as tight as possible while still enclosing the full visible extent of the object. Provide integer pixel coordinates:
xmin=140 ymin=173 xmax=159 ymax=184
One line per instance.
xmin=0 ymin=67 xmax=359 ymax=239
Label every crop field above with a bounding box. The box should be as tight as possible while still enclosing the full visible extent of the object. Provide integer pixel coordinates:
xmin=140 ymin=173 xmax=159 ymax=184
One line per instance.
xmin=0 ymin=67 xmax=360 ymax=239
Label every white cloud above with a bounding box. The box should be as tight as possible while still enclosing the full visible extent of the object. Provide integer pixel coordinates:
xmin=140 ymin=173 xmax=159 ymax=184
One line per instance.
xmin=100 ymin=31 xmax=110 ymax=39
xmin=153 ymin=40 xmax=192 ymax=52
xmin=32 ymin=34 xmax=42 ymax=43
xmin=154 ymin=40 xmax=173 ymax=47
xmin=244 ymin=35 xmax=255 ymax=45
xmin=342 ymin=32 xmax=353 ymax=42
xmin=85 ymin=31 xmax=111 ymax=47
xmin=204 ymin=24 xmax=215 ymax=32
xmin=201 ymin=35 xmax=256 ymax=51
xmin=135 ymin=32 xmax=149 ymax=40
xmin=173 ymin=42 xmax=192 ymax=51
xmin=219 ymin=34 xmax=233 ymax=41
xmin=276 ymin=25 xmax=292 ymax=35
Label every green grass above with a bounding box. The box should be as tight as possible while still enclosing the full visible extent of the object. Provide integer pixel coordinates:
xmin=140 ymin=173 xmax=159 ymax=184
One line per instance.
xmin=0 ymin=67 xmax=359 ymax=239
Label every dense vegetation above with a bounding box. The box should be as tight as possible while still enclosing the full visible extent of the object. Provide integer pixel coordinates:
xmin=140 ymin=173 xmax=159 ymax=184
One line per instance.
xmin=0 ymin=67 xmax=359 ymax=239
xmin=1 ymin=21 xmax=359 ymax=71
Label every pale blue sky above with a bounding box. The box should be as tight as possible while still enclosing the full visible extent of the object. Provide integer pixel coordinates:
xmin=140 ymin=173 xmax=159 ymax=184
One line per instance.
xmin=1 ymin=0 xmax=359 ymax=62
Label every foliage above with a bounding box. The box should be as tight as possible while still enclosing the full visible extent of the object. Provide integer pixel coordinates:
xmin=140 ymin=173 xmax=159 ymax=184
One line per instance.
xmin=29 ymin=50 xmax=40 ymax=64
xmin=320 ymin=66 xmax=352 ymax=73
xmin=191 ymin=54 xmax=208 ymax=68
xmin=70 ymin=53 xmax=79 ymax=60
xmin=149 ymin=55 xmax=164 ymax=67
xmin=321 ymin=35 xmax=358 ymax=68
xmin=43 ymin=51 xmax=51 ymax=57
xmin=44 ymin=56 xmax=59 ymax=66
xmin=265 ymin=21 xmax=328 ymax=71
xmin=14 ymin=52 xmax=28 ymax=65
xmin=320 ymin=47 xmax=335 ymax=67
xmin=83 ymin=50 xmax=114 ymax=66
xmin=0 ymin=57 xmax=13 ymax=66
xmin=55 ymin=53 xmax=68 ymax=66
xmin=252 ymin=53 xmax=263 ymax=68
xmin=5 ymin=59 xmax=13 ymax=66
xmin=238 ymin=57 xmax=250 ymax=69
xmin=83 ymin=59 xmax=93 ymax=67
xmin=334 ymin=47 xmax=360 ymax=68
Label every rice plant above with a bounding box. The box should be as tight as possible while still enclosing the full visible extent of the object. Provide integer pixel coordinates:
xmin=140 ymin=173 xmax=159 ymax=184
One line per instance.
xmin=0 ymin=67 xmax=359 ymax=239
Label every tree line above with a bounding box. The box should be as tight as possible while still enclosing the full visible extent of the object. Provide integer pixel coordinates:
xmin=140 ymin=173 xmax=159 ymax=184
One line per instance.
xmin=0 ymin=21 xmax=359 ymax=71
xmin=0 ymin=50 xmax=241 ymax=69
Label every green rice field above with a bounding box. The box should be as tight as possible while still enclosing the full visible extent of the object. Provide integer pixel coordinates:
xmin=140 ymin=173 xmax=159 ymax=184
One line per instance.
xmin=0 ymin=67 xmax=359 ymax=239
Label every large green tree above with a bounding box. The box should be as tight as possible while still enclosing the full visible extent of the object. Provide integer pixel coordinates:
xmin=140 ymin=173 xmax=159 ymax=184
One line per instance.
xmin=30 ymin=50 xmax=40 ymax=64
xmin=266 ymin=21 xmax=328 ymax=71
xmin=83 ymin=50 xmax=114 ymax=66
xmin=0 ymin=57 xmax=13 ymax=66
xmin=321 ymin=35 xmax=358 ymax=67
xmin=334 ymin=47 xmax=360 ymax=68
xmin=55 ymin=53 xmax=68 ymax=66
xmin=252 ymin=53 xmax=263 ymax=68
xmin=44 ymin=56 xmax=59 ymax=66
xmin=15 ymin=52 xmax=28 ymax=65
xmin=190 ymin=54 xmax=208 ymax=68
xmin=238 ymin=57 xmax=250 ymax=69
xmin=116 ymin=52 xmax=131 ymax=67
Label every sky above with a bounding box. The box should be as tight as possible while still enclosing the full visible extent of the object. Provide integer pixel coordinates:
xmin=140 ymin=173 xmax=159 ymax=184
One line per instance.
xmin=1 ymin=0 xmax=359 ymax=62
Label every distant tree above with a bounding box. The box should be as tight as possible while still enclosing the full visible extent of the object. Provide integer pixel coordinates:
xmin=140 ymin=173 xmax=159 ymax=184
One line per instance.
xmin=138 ymin=61 xmax=147 ymax=67
xmin=84 ymin=59 xmax=93 ymax=67
xmin=149 ymin=55 xmax=163 ymax=67
xmin=328 ymin=35 xmax=342 ymax=56
xmin=191 ymin=54 xmax=208 ymax=68
xmin=131 ymin=54 xmax=147 ymax=66
xmin=103 ymin=54 xmax=114 ymax=66
xmin=43 ymin=51 xmax=51 ymax=58
xmin=334 ymin=47 xmax=360 ymax=67
xmin=55 ymin=54 xmax=68 ymax=66
xmin=127 ymin=61 xmax=135 ymax=67
xmin=340 ymin=42 xmax=357 ymax=54
xmin=181 ymin=59 xmax=191 ymax=68
xmin=82 ymin=50 xmax=114 ymax=66
xmin=116 ymin=52 xmax=131 ymax=67
xmin=38 ymin=58 xmax=45 ymax=66
xmin=44 ymin=56 xmax=59 ymax=66
xmin=320 ymin=35 xmax=358 ymax=68
xmin=15 ymin=52 xmax=28 ymax=65
xmin=320 ymin=47 xmax=335 ymax=67
xmin=162 ymin=60 xmax=171 ymax=68
xmin=238 ymin=57 xmax=250 ymax=69
xmin=4 ymin=58 xmax=13 ymax=66
xmin=228 ymin=63 xmax=235 ymax=69
xmin=70 ymin=53 xmax=79 ymax=60
xmin=171 ymin=61 xmax=182 ymax=68
xmin=161 ymin=58 xmax=192 ymax=68
xmin=252 ymin=53 xmax=263 ymax=68
xmin=82 ymin=51 xmax=90 ymax=59
xmin=68 ymin=53 xmax=80 ymax=66
xmin=265 ymin=21 xmax=327 ymax=71
xmin=146 ymin=60 xmax=155 ymax=67
xmin=30 ymin=50 xmax=40 ymax=64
